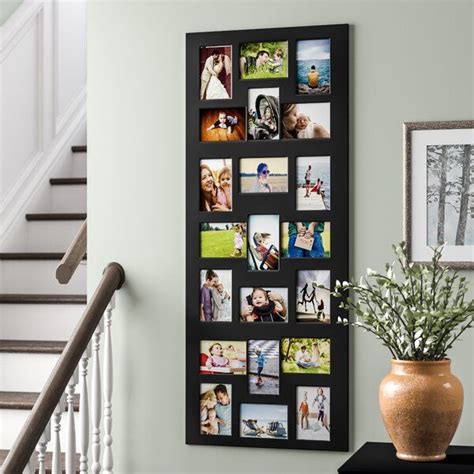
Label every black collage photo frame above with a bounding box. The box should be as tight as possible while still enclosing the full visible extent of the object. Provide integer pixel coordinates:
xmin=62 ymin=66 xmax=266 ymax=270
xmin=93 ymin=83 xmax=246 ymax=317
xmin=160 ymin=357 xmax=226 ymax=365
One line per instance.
xmin=186 ymin=24 xmax=349 ymax=451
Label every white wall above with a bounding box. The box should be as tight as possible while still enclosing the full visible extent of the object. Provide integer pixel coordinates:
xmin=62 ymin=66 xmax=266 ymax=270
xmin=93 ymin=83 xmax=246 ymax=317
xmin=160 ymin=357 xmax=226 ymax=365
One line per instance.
xmin=88 ymin=1 xmax=473 ymax=472
xmin=0 ymin=1 xmax=23 ymax=26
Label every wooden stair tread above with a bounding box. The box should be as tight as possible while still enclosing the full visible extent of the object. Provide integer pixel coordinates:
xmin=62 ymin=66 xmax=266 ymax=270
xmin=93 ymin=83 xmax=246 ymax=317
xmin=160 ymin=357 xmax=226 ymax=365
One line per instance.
xmin=50 ymin=177 xmax=87 ymax=185
xmin=0 ymin=449 xmax=80 ymax=472
xmin=25 ymin=213 xmax=86 ymax=221
xmin=0 ymin=391 xmax=79 ymax=411
xmin=0 ymin=294 xmax=86 ymax=304
xmin=0 ymin=252 xmax=87 ymax=261
xmin=71 ymin=145 xmax=86 ymax=153
xmin=0 ymin=340 xmax=66 ymax=354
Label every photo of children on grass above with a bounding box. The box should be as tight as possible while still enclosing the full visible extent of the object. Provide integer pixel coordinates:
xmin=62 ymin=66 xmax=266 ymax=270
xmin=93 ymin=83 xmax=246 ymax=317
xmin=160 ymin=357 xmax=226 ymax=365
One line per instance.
xmin=296 ymin=270 xmax=330 ymax=323
xmin=200 ymin=269 xmax=231 ymax=322
xmin=240 ymin=404 xmax=288 ymax=439
xmin=297 ymin=386 xmax=330 ymax=441
xmin=296 ymin=156 xmax=330 ymax=210
xmin=200 ymin=45 xmax=232 ymax=100
xmin=200 ymin=383 xmax=232 ymax=436
xmin=200 ymin=222 xmax=246 ymax=258
xmin=200 ymin=159 xmax=232 ymax=212
xmin=296 ymin=39 xmax=331 ymax=95
xmin=240 ymin=157 xmax=288 ymax=193
xmin=239 ymin=41 xmax=288 ymax=80
xmin=281 ymin=103 xmax=330 ymax=139
xmin=248 ymin=215 xmax=280 ymax=271
xmin=247 ymin=88 xmax=279 ymax=140
xmin=200 ymin=108 xmax=246 ymax=142
xmin=281 ymin=338 xmax=330 ymax=374
xmin=200 ymin=341 xmax=246 ymax=375
xmin=240 ymin=287 xmax=288 ymax=323
xmin=248 ymin=340 xmax=280 ymax=395
xmin=281 ymin=222 xmax=330 ymax=258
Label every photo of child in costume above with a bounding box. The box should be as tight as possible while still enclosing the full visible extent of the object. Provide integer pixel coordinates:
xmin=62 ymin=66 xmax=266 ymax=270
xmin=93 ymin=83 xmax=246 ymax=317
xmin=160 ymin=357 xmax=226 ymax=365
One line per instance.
xmin=239 ymin=41 xmax=288 ymax=79
xmin=199 ymin=269 xmax=232 ymax=322
xmin=248 ymin=215 xmax=280 ymax=271
xmin=200 ymin=341 xmax=246 ymax=375
xmin=200 ymin=108 xmax=246 ymax=142
xmin=200 ymin=159 xmax=232 ymax=212
xmin=240 ymin=287 xmax=288 ymax=323
xmin=296 ymin=386 xmax=330 ymax=441
xmin=247 ymin=88 xmax=279 ymax=140
xmin=200 ymin=383 xmax=232 ymax=436
xmin=248 ymin=340 xmax=280 ymax=395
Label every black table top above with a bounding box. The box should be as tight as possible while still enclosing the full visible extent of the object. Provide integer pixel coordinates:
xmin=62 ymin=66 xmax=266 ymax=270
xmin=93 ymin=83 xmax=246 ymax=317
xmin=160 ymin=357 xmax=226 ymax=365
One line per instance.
xmin=338 ymin=442 xmax=474 ymax=473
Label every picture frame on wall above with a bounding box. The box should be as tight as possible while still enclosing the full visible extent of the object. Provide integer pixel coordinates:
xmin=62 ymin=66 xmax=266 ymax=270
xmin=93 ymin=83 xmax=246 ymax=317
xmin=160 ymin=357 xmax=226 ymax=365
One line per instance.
xmin=186 ymin=24 xmax=349 ymax=452
xmin=404 ymin=120 xmax=474 ymax=269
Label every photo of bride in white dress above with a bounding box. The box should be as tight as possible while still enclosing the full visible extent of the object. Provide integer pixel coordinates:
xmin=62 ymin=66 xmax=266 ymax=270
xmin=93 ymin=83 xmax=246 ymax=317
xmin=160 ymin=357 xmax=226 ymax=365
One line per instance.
xmin=200 ymin=46 xmax=232 ymax=100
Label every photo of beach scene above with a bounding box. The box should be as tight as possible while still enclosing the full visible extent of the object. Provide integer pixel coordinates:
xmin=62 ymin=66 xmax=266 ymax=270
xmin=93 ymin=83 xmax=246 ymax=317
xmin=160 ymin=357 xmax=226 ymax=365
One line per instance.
xmin=240 ymin=404 xmax=288 ymax=439
xmin=296 ymin=156 xmax=330 ymax=210
xmin=296 ymin=39 xmax=331 ymax=95
xmin=240 ymin=157 xmax=288 ymax=193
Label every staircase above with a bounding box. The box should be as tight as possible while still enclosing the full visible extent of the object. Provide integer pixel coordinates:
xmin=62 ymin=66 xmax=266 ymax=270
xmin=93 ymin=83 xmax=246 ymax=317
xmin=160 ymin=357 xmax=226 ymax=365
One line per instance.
xmin=0 ymin=146 xmax=87 ymax=468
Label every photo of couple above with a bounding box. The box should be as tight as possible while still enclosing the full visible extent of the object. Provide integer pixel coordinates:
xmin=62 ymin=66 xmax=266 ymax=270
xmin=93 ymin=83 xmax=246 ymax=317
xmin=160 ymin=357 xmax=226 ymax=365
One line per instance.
xmin=247 ymin=88 xmax=280 ymax=140
xmin=200 ymin=108 xmax=246 ymax=142
xmin=200 ymin=222 xmax=246 ymax=258
xmin=296 ymin=156 xmax=331 ymax=211
xmin=240 ymin=404 xmax=288 ymax=440
xmin=281 ymin=338 xmax=330 ymax=374
xmin=200 ymin=45 xmax=232 ymax=100
xmin=248 ymin=340 xmax=280 ymax=395
xmin=281 ymin=222 xmax=331 ymax=259
xmin=200 ymin=383 xmax=232 ymax=436
xmin=296 ymin=386 xmax=330 ymax=441
xmin=240 ymin=157 xmax=288 ymax=193
xmin=296 ymin=39 xmax=331 ymax=95
xmin=200 ymin=269 xmax=231 ymax=322
xmin=296 ymin=270 xmax=330 ymax=323
xmin=200 ymin=159 xmax=232 ymax=212
xmin=248 ymin=215 xmax=280 ymax=271
xmin=281 ymin=103 xmax=330 ymax=139
xmin=200 ymin=340 xmax=246 ymax=375
xmin=240 ymin=287 xmax=288 ymax=323
xmin=239 ymin=41 xmax=288 ymax=80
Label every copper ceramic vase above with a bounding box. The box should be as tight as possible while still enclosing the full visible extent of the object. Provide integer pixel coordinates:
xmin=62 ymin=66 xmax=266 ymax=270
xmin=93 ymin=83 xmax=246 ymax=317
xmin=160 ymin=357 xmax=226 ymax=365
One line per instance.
xmin=379 ymin=359 xmax=463 ymax=462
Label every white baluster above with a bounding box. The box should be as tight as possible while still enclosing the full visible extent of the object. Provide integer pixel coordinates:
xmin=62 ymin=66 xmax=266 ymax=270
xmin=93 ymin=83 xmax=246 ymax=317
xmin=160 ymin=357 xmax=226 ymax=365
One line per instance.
xmin=66 ymin=368 xmax=79 ymax=474
xmin=91 ymin=317 xmax=104 ymax=474
xmin=102 ymin=296 xmax=115 ymax=473
xmin=79 ymin=343 xmax=92 ymax=474
xmin=52 ymin=394 xmax=66 ymax=474
xmin=36 ymin=420 xmax=51 ymax=474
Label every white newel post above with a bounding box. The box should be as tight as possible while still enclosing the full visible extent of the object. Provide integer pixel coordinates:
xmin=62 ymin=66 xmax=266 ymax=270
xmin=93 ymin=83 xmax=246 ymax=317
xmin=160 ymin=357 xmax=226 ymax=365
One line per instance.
xmin=66 ymin=369 xmax=79 ymax=474
xmin=52 ymin=394 xmax=66 ymax=474
xmin=79 ymin=343 xmax=92 ymax=473
xmin=36 ymin=420 xmax=51 ymax=474
xmin=91 ymin=317 xmax=104 ymax=474
xmin=102 ymin=296 xmax=115 ymax=473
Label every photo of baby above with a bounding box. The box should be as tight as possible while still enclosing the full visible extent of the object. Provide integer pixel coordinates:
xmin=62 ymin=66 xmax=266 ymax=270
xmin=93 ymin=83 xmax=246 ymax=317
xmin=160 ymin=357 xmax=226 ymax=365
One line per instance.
xmin=200 ymin=108 xmax=246 ymax=142
xmin=248 ymin=215 xmax=280 ymax=271
xmin=281 ymin=222 xmax=331 ymax=259
xmin=281 ymin=338 xmax=330 ymax=374
xmin=240 ymin=404 xmax=288 ymax=439
xmin=240 ymin=157 xmax=288 ymax=193
xmin=200 ymin=159 xmax=232 ymax=212
xmin=281 ymin=103 xmax=330 ymax=139
xmin=248 ymin=340 xmax=280 ymax=395
xmin=247 ymin=88 xmax=279 ymax=140
xmin=296 ymin=156 xmax=331 ymax=211
xmin=200 ymin=45 xmax=232 ymax=100
xmin=296 ymin=39 xmax=331 ymax=95
xmin=240 ymin=287 xmax=288 ymax=323
xmin=296 ymin=386 xmax=330 ymax=441
xmin=200 ymin=341 xmax=247 ymax=375
xmin=200 ymin=269 xmax=231 ymax=322
xmin=239 ymin=41 xmax=288 ymax=80
xmin=200 ymin=222 xmax=246 ymax=258
xmin=200 ymin=383 xmax=232 ymax=436
xmin=296 ymin=270 xmax=330 ymax=323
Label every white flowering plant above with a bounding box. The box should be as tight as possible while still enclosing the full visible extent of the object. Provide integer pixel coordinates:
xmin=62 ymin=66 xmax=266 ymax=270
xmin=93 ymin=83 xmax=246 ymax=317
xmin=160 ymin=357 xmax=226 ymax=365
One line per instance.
xmin=333 ymin=242 xmax=474 ymax=360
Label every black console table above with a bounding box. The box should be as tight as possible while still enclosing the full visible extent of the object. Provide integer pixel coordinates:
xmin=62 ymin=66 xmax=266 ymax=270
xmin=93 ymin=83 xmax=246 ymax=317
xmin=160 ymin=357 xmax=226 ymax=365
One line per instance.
xmin=338 ymin=442 xmax=474 ymax=473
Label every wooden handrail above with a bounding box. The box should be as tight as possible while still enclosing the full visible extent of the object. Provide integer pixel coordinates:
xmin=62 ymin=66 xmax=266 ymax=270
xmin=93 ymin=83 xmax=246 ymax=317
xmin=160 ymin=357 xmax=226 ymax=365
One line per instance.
xmin=2 ymin=262 xmax=125 ymax=474
xmin=56 ymin=219 xmax=87 ymax=284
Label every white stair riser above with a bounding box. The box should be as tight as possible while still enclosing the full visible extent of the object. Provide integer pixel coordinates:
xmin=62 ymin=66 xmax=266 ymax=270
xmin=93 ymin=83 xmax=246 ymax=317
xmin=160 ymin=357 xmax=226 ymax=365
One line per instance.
xmin=0 ymin=261 xmax=87 ymax=294
xmin=71 ymin=153 xmax=87 ymax=177
xmin=0 ymin=409 xmax=80 ymax=451
xmin=25 ymin=221 xmax=84 ymax=252
xmin=0 ymin=304 xmax=84 ymax=340
xmin=49 ymin=185 xmax=87 ymax=213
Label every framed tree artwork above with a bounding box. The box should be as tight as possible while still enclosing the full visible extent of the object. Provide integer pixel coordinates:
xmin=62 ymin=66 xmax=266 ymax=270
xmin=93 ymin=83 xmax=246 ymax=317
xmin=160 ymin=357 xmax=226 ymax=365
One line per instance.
xmin=404 ymin=121 xmax=474 ymax=269
xmin=186 ymin=24 xmax=349 ymax=451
